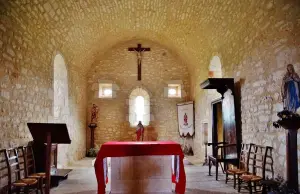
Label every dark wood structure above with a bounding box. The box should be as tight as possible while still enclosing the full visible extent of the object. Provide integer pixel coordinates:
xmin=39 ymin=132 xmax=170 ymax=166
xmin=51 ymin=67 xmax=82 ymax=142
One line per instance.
xmin=32 ymin=142 xmax=71 ymax=187
xmin=201 ymin=78 xmax=242 ymax=158
xmin=27 ymin=123 xmax=71 ymax=194
xmin=273 ymin=113 xmax=300 ymax=193
xmin=201 ymin=78 xmax=242 ymax=179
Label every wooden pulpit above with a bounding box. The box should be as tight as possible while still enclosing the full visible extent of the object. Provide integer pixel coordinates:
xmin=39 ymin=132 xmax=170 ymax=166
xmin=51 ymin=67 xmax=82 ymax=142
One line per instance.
xmin=27 ymin=123 xmax=71 ymax=194
xmin=200 ymin=78 xmax=242 ymax=158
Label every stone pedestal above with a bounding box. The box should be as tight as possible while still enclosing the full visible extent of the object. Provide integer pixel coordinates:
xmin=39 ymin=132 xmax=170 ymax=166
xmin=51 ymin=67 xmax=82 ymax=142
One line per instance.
xmin=88 ymin=123 xmax=97 ymax=148
xmin=110 ymin=156 xmax=172 ymax=193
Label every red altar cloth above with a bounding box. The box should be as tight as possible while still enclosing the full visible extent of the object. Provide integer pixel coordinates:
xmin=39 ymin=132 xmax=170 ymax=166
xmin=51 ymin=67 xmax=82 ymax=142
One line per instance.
xmin=94 ymin=141 xmax=186 ymax=194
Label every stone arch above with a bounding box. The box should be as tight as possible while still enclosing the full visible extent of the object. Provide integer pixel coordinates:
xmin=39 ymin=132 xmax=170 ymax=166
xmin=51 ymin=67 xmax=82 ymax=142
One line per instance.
xmin=129 ymin=87 xmax=150 ymax=127
xmin=209 ymin=56 xmax=222 ymax=78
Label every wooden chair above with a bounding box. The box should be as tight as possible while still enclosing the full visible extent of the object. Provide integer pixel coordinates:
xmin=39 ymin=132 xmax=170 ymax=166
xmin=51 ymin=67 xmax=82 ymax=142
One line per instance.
xmin=225 ymin=143 xmax=254 ymax=189
xmin=238 ymin=145 xmax=273 ymax=194
xmin=16 ymin=145 xmax=46 ymax=194
xmin=0 ymin=149 xmax=9 ymax=194
xmin=208 ymin=142 xmax=239 ymax=180
xmin=24 ymin=144 xmax=46 ymax=194
xmin=4 ymin=148 xmax=39 ymax=194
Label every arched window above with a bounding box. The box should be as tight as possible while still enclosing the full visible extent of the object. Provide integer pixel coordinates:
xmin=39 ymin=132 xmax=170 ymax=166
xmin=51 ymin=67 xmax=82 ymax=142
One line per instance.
xmin=129 ymin=88 xmax=150 ymax=126
xmin=53 ymin=53 xmax=69 ymax=121
xmin=53 ymin=53 xmax=69 ymax=168
xmin=135 ymin=96 xmax=145 ymax=124
xmin=209 ymin=56 xmax=222 ymax=78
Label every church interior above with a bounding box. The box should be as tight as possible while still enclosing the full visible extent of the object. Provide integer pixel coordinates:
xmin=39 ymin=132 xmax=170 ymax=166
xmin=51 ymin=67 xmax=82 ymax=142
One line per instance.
xmin=1 ymin=0 xmax=300 ymax=194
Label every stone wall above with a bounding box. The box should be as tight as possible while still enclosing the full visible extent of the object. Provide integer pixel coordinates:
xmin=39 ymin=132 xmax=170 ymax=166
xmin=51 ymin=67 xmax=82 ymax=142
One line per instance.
xmin=0 ymin=0 xmax=299 ymax=182
xmin=192 ymin=1 xmax=300 ymax=179
xmin=0 ymin=1 xmax=87 ymax=167
xmin=87 ymin=40 xmax=190 ymax=148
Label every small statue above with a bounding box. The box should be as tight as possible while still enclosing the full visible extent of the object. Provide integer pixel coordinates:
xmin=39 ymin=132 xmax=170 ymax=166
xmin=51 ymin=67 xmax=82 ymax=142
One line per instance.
xmin=91 ymin=104 xmax=99 ymax=124
xmin=281 ymin=64 xmax=300 ymax=113
xmin=136 ymin=121 xmax=144 ymax=141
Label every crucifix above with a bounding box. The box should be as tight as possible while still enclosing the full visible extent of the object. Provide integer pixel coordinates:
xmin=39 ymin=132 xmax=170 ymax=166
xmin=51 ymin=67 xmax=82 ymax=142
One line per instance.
xmin=128 ymin=44 xmax=151 ymax=81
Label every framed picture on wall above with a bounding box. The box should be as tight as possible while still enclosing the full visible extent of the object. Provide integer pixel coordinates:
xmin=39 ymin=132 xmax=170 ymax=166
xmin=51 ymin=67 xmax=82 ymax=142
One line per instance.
xmin=177 ymin=101 xmax=195 ymax=137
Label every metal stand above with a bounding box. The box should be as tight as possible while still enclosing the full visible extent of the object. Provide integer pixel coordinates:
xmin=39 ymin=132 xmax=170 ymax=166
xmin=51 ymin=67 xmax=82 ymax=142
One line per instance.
xmin=203 ymin=142 xmax=209 ymax=166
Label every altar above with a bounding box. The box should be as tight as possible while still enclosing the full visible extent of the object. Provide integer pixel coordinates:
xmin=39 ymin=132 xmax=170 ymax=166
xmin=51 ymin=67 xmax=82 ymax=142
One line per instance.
xmin=94 ymin=141 xmax=186 ymax=194
xmin=110 ymin=155 xmax=172 ymax=193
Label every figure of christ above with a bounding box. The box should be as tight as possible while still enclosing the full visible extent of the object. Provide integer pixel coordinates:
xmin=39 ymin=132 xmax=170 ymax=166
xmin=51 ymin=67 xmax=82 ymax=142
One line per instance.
xmin=136 ymin=49 xmax=145 ymax=81
xmin=136 ymin=121 xmax=144 ymax=141
xmin=127 ymin=44 xmax=150 ymax=81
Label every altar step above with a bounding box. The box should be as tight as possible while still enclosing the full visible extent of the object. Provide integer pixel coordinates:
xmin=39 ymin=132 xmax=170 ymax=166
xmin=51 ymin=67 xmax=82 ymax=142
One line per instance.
xmin=50 ymin=169 xmax=72 ymax=187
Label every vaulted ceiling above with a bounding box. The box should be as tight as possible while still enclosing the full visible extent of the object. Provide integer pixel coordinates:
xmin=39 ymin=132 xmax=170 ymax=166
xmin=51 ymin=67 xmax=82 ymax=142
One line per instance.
xmin=1 ymin=0 xmax=299 ymax=76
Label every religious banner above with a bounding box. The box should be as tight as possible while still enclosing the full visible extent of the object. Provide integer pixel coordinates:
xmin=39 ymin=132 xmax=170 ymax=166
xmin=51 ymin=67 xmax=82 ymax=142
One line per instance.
xmin=177 ymin=101 xmax=195 ymax=137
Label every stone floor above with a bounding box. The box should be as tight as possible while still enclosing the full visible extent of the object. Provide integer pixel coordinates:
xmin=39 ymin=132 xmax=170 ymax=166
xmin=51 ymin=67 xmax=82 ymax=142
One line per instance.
xmin=50 ymin=158 xmax=251 ymax=194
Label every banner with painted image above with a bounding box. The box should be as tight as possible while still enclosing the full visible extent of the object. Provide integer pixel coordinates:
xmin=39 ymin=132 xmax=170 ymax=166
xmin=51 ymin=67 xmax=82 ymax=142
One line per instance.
xmin=177 ymin=101 xmax=195 ymax=137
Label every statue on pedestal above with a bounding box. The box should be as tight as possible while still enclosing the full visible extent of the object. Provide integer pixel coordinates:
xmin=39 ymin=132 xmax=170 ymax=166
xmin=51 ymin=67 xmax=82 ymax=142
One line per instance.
xmin=88 ymin=104 xmax=98 ymax=153
xmin=281 ymin=64 xmax=300 ymax=113
xmin=136 ymin=121 xmax=144 ymax=141
xmin=91 ymin=104 xmax=99 ymax=125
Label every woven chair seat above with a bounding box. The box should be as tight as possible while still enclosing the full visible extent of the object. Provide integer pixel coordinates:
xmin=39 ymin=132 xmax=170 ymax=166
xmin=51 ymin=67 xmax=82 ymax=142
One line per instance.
xmin=28 ymin=172 xmax=46 ymax=179
xmin=13 ymin=178 xmax=38 ymax=187
xmin=227 ymin=168 xmax=247 ymax=174
xmin=240 ymin=174 xmax=262 ymax=182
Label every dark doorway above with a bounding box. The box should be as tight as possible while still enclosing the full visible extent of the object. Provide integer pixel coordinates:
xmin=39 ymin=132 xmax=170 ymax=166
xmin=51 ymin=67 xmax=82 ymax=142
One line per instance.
xmin=211 ymin=99 xmax=223 ymax=156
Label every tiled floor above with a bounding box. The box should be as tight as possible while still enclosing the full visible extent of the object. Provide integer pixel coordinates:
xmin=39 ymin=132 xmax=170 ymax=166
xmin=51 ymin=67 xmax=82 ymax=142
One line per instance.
xmin=51 ymin=158 xmax=240 ymax=194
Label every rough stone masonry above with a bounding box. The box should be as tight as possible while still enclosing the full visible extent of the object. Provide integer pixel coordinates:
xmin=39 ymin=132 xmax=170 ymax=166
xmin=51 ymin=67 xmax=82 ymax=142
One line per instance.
xmin=0 ymin=0 xmax=299 ymax=181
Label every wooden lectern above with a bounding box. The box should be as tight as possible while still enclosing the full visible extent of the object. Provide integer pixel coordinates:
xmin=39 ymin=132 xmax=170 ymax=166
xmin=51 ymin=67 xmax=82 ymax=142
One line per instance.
xmin=27 ymin=123 xmax=71 ymax=194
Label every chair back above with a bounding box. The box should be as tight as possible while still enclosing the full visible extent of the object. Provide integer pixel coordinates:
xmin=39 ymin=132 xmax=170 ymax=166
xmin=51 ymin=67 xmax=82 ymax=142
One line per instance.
xmin=16 ymin=147 xmax=26 ymax=178
xmin=24 ymin=144 xmax=36 ymax=176
xmin=238 ymin=143 xmax=254 ymax=171
xmin=263 ymin=146 xmax=274 ymax=179
xmin=249 ymin=145 xmax=273 ymax=179
xmin=208 ymin=142 xmax=227 ymax=157
xmin=4 ymin=148 xmax=21 ymax=194
xmin=0 ymin=149 xmax=9 ymax=194
xmin=4 ymin=148 xmax=29 ymax=192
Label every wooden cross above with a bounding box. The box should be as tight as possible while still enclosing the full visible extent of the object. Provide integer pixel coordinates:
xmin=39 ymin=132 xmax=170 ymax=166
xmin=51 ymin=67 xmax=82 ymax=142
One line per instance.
xmin=128 ymin=44 xmax=151 ymax=81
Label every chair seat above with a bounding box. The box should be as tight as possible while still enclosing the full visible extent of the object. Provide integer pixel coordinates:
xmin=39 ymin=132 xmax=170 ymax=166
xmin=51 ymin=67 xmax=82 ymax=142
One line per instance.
xmin=28 ymin=172 xmax=46 ymax=179
xmin=13 ymin=178 xmax=38 ymax=187
xmin=240 ymin=174 xmax=262 ymax=181
xmin=227 ymin=168 xmax=247 ymax=175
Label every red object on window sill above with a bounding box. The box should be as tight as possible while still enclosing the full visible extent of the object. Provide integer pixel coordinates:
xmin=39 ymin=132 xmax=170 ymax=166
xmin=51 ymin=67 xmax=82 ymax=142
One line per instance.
xmin=94 ymin=141 xmax=186 ymax=194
